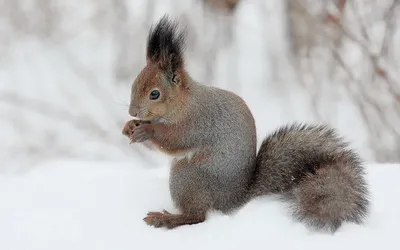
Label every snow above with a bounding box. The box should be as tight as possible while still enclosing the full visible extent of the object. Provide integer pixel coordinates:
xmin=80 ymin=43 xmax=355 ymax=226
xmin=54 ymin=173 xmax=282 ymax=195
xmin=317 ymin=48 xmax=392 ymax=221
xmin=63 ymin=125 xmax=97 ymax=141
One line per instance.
xmin=0 ymin=160 xmax=399 ymax=250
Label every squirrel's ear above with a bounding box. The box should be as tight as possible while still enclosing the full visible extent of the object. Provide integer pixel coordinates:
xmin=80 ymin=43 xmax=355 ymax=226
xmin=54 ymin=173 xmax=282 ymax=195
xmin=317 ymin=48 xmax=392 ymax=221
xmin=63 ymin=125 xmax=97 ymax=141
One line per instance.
xmin=146 ymin=15 xmax=187 ymax=86
xmin=164 ymin=53 xmax=184 ymax=86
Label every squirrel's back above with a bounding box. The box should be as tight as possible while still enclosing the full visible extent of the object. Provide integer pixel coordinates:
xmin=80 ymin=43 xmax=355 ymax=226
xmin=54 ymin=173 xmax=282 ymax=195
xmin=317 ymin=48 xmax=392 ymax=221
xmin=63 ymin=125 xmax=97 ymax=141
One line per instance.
xmin=251 ymin=123 xmax=370 ymax=232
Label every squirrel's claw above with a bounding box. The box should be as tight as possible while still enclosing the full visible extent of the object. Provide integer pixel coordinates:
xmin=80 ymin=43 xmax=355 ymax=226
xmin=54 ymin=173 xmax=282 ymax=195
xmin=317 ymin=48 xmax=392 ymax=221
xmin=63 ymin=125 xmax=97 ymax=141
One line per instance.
xmin=143 ymin=210 xmax=206 ymax=229
xmin=162 ymin=209 xmax=172 ymax=215
xmin=130 ymin=127 xmax=149 ymax=143
xmin=122 ymin=119 xmax=153 ymax=143
xmin=122 ymin=119 xmax=140 ymax=137
xmin=129 ymin=124 xmax=153 ymax=143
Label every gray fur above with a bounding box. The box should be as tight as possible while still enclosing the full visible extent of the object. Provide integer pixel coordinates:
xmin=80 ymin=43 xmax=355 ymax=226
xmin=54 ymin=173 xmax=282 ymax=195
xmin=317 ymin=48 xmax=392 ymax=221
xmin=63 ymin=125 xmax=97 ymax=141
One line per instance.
xmin=141 ymin=80 xmax=370 ymax=232
xmin=251 ymin=123 xmax=370 ymax=232
xmin=168 ymin=82 xmax=257 ymax=214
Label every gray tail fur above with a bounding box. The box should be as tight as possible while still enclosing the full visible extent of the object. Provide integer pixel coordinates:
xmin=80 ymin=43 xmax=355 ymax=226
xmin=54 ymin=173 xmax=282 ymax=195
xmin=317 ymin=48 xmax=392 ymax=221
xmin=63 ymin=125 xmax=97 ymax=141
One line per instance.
xmin=285 ymin=154 xmax=370 ymax=232
xmin=251 ymin=123 xmax=370 ymax=232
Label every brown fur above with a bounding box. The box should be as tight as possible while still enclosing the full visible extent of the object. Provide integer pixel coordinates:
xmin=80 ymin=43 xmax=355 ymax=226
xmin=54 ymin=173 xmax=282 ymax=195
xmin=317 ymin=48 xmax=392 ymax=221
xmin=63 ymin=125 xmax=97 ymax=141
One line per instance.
xmin=129 ymin=64 xmax=189 ymax=121
xmin=144 ymin=210 xmax=206 ymax=229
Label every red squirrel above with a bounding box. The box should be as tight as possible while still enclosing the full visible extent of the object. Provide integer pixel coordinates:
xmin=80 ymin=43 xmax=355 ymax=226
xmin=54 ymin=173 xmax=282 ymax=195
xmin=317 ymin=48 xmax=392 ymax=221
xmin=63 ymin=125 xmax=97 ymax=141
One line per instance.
xmin=122 ymin=15 xmax=370 ymax=232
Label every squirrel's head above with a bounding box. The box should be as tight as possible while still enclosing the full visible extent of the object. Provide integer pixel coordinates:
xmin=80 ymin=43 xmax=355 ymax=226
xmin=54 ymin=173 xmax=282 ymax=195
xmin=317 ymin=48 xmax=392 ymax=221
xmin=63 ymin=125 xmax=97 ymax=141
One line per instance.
xmin=129 ymin=15 xmax=189 ymax=123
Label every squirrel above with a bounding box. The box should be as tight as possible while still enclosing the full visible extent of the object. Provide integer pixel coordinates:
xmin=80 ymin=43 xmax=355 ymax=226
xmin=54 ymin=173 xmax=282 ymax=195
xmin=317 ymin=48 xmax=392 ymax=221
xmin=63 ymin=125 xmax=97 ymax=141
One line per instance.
xmin=122 ymin=15 xmax=370 ymax=233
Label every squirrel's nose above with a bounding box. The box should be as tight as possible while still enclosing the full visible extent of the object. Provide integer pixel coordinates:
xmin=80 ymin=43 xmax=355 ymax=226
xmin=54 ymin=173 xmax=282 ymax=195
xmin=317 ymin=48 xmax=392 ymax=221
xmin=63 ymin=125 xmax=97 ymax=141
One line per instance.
xmin=129 ymin=106 xmax=139 ymax=118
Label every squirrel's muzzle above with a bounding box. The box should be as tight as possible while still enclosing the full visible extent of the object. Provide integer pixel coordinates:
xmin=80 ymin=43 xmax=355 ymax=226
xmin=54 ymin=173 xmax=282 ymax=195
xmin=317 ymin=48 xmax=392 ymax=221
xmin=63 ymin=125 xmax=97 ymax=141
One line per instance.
xmin=129 ymin=105 xmax=140 ymax=118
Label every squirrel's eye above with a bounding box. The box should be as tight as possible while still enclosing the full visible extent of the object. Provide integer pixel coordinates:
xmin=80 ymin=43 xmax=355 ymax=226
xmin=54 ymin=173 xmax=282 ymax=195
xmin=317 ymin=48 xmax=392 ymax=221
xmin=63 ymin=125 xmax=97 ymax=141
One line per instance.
xmin=149 ymin=90 xmax=160 ymax=100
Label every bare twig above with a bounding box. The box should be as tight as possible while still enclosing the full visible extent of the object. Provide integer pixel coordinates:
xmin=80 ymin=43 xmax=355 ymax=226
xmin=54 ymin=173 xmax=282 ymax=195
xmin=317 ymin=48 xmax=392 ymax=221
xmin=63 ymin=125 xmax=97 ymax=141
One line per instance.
xmin=286 ymin=0 xmax=400 ymax=162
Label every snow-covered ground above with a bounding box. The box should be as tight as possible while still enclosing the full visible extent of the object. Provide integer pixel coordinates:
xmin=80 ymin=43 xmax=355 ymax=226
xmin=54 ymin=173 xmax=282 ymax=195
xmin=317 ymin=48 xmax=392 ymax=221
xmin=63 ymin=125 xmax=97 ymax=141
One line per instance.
xmin=0 ymin=159 xmax=399 ymax=250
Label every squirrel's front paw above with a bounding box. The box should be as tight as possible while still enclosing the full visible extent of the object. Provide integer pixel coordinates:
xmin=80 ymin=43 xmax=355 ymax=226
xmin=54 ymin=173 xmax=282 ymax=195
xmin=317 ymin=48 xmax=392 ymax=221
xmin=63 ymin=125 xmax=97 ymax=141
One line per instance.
xmin=129 ymin=123 xmax=153 ymax=143
xmin=122 ymin=119 xmax=140 ymax=138
xmin=122 ymin=119 xmax=153 ymax=143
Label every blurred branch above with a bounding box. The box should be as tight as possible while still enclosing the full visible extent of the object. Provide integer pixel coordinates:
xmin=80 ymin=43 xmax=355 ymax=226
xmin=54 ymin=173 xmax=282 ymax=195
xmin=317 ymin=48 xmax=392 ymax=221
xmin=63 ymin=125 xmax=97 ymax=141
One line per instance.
xmin=202 ymin=0 xmax=240 ymax=13
xmin=1 ymin=0 xmax=60 ymax=39
xmin=62 ymin=51 xmax=123 ymax=124
xmin=0 ymin=92 xmax=113 ymax=141
xmin=0 ymin=91 xmax=151 ymax=163
xmin=286 ymin=0 xmax=400 ymax=162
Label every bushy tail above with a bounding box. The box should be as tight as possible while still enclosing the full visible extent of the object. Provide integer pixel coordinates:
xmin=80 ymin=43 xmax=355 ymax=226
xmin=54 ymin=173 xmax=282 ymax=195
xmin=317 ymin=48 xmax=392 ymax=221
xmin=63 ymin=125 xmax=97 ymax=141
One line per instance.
xmin=286 ymin=155 xmax=370 ymax=232
xmin=251 ymin=123 xmax=370 ymax=233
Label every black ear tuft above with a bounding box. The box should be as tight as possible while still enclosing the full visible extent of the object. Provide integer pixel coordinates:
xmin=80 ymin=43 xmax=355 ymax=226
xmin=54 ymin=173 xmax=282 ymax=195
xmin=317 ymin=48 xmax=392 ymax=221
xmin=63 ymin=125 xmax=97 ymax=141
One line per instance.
xmin=146 ymin=15 xmax=187 ymax=73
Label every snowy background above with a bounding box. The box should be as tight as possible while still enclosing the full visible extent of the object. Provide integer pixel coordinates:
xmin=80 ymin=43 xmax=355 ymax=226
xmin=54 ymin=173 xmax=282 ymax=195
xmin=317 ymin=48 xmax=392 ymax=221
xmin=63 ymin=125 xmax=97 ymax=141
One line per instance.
xmin=1 ymin=0 xmax=399 ymax=170
xmin=0 ymin=0 xmax=399 ymax=249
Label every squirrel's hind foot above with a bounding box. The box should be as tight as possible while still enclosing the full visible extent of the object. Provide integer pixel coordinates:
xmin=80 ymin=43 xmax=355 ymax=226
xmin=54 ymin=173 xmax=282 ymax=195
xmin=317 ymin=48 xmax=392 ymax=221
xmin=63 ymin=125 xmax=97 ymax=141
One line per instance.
xmin=143 ymin=210 xmax=206 ymax=229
